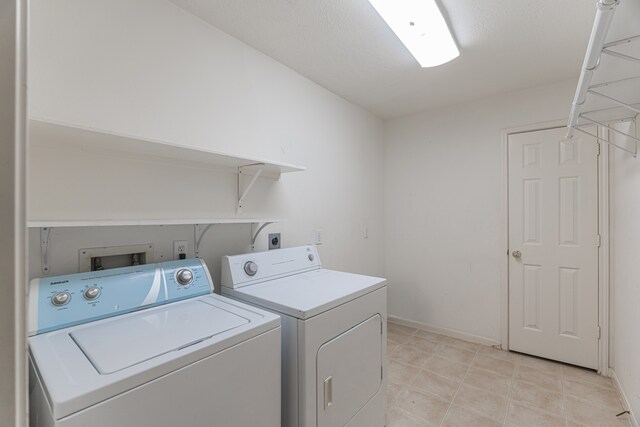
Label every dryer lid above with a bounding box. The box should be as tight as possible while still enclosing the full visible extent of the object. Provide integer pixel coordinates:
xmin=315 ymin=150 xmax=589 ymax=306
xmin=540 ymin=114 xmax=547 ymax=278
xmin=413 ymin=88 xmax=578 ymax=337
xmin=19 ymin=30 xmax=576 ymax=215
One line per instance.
xmin=70 ymin=299 xmax=249 ymax=374
xmin=223 ymin=269 xmax=386 ymax=319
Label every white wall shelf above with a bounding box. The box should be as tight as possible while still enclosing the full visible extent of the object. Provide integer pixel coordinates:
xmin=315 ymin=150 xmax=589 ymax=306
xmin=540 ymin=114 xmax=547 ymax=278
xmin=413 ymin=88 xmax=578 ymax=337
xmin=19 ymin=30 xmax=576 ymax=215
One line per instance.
xmin=27 ymin=218 xmax=287 ymax=229
xmin=30 ymin=118 xmax=305 ymax=176
xmin=29 ymin=118 xmax=305 ymax=223
xmin=567 ymin=0 xmax=640 ymax=156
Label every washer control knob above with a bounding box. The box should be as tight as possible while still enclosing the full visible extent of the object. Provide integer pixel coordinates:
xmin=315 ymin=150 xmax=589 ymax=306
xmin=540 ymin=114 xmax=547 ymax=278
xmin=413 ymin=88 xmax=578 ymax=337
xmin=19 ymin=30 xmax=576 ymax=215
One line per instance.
xmin=308 ymin=254 xmax=315 ymax=262
xmin=244 ymin=261 xmax=258 ymax=276
xmin=84 ymin=287 xmax=101 ymax=300
xmin=176 ymin=269 xmax=194 ymax=286
xmin=52 ymin=292 xmax=71 ymax=306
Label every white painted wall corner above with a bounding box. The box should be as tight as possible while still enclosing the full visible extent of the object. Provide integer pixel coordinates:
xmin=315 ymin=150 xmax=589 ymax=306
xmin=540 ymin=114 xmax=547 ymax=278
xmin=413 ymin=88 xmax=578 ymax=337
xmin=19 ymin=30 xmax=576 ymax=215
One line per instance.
xmin=388 ymin=314 xmax=501 ymax=348
xmin=611 ymin=369 xmax=638 ymax=427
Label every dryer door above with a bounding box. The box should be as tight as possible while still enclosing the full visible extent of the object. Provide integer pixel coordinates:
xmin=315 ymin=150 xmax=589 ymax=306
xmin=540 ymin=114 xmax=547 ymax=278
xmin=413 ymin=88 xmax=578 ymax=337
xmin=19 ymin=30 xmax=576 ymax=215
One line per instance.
xmin=316 ymin=314 xmax=382 ymax=427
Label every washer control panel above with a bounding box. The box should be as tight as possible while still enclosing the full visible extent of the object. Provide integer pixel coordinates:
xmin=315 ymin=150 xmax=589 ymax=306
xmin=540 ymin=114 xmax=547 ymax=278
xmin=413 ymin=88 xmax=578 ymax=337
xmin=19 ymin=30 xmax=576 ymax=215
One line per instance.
xmin=28 ymin=259 xmax=213 ymax=336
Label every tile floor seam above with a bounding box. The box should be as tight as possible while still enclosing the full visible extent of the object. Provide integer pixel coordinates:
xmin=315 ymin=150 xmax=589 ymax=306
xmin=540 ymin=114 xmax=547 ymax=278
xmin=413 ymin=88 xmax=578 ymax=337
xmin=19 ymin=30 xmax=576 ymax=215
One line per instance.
xmin=563 ymin=370 xmax=628 ymax=425
xmin=509 ymin=400 xmax=571 ymax=426
xmin=561 ymin=368 xmax=570 ymax=427
xmin=458 ymin=379 xmax=512 ymax=400
xmin=389 ymin=403 xmax=423 ymax=425
xmin=501 ymin=354 xmax=519 ymax=427
xmin=393 ymin=402 xmax=431 ymax=425
xmin=438 ymin=347 xmax=478 ymax=426
xmin=512 ymin=376 xmax=565 ymax=397
xmin=511 ymin=362 xmax=569 ymax=424
xmin=471 ymin=365 xmax=514 ymax=379
xmin=563 ymin=390 xmax=623 ymax=412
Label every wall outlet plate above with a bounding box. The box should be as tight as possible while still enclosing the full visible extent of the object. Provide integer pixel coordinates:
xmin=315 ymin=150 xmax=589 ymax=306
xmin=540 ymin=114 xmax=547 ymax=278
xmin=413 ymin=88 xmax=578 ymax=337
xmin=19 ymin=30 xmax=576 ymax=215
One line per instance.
xmin=268 ymin=233 xmax=281 ymax=250
xmin=173 ymin=240 xmax=188 ymax=260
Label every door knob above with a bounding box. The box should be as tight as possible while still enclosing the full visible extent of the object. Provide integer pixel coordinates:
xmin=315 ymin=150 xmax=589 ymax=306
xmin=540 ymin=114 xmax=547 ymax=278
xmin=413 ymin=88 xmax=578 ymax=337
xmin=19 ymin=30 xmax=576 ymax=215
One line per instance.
xmin=512 ymin=250 xmax=522 ymax=259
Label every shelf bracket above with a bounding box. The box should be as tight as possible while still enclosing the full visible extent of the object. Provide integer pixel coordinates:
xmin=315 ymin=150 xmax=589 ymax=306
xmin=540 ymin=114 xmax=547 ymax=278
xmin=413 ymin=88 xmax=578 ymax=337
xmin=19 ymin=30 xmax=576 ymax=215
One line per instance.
xmin=237 ymin=164 xmax=265 ymax=214
xmin=603 ymin=34 xmax=640 ymax=49
xmin=40 ymin=227 xmax=52 ymax=274
xmin=587 ymin=89 xmax=640 ymax=115
xmin=602 ymin=47 xmax=640 ymax=64
xmin=573 ymin=125 xmax=638 ymax=157
xmin=589 ymin=74 xmax=640 ymax=90
xmin=194 ymin=224 xmax=215 ymax=257
xmin=580 ymin=115 xmax=640 ymax=147
xmin=579 ymin=103 xmax=640 ymax=120
xmin=251 ymin=222 xmax=274 ymax=250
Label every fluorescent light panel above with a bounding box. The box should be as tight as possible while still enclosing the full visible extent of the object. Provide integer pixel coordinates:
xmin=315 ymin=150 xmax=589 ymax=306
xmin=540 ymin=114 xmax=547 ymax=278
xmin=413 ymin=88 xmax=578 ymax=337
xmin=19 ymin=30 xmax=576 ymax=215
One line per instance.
xmin=368 ymin=0 xmax=459 ymax=67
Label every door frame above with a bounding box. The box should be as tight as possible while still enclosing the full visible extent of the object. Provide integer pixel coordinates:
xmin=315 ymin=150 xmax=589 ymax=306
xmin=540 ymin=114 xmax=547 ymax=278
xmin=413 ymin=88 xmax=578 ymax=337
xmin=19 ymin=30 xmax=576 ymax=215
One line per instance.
xmin=0 ymin=0 xmax=28 ymax=425
xmin=500 ymin=119 xmax=610 ymax=375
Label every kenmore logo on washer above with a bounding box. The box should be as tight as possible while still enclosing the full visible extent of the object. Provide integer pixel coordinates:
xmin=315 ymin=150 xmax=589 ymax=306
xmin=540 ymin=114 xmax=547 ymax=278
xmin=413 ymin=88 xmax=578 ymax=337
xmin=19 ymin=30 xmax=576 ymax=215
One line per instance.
xmin=50 ymin=280 xmax=69 ymax=285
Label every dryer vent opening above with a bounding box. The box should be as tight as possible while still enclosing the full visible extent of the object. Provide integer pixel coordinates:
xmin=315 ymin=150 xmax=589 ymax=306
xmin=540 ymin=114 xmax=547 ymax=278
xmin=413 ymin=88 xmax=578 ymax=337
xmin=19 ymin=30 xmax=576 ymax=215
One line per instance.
xmin=79 ymin=244 xmax=154 ymax=272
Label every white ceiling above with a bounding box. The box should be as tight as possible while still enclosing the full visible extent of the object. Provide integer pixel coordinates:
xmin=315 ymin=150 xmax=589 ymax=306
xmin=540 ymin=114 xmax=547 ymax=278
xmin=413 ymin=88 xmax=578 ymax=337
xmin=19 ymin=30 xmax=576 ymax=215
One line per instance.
xmin=170 ymin=0 xmax=596 ymax=119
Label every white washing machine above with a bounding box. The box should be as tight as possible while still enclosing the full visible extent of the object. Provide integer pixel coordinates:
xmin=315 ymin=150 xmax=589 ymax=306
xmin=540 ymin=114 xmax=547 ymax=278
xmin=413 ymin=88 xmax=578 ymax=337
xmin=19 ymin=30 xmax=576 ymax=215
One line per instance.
xmin=221 ymin=246 xmax=387 ymax=427
xmin=28 ymin=258 xmax=281 ymax=427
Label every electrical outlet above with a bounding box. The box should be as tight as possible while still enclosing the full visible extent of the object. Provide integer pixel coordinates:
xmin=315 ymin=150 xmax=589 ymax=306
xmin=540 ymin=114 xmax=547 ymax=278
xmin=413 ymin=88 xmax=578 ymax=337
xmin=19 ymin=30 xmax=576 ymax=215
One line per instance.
xmin=173 ymin=240 xmax=188 ymax=260
xmin=268 ymin=233 xmax=281 ymax=250
xmin=315 ymin=229 xmax=323 ymax=245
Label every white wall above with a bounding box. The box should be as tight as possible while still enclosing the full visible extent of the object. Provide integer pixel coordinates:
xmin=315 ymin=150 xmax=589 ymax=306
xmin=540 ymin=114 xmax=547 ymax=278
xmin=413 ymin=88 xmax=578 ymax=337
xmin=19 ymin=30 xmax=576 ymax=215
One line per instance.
xmin=383 ymin=79 xmax=578 ymax=343
xmin=0 ymin=0 xmax=27 ymax=425
xmin=610 ymin=120 xmax=640 ymax=421
xmin=28 ymin=223 xmax=253 ymax=290
xmin=28 ymin=0 xmax=384 ymax=280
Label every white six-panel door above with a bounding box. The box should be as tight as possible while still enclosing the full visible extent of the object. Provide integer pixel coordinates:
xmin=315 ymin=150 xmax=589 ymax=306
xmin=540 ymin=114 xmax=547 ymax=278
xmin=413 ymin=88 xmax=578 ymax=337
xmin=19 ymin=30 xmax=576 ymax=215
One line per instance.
xmin=508 ymin=126 xmax=599 ymax=369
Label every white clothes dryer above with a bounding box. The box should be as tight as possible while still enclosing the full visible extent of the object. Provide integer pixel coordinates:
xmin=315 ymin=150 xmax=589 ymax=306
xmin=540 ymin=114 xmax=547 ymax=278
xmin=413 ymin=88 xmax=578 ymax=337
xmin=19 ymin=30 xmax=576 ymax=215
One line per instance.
xmin=29 ymin=259 xmax=281 ymax=427
xmin=221 ymin=246 xmax=387 ymax=427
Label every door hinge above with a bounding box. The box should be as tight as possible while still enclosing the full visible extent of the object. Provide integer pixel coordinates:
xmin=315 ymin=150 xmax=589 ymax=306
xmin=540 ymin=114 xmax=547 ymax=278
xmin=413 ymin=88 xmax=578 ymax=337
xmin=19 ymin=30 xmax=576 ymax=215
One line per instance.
xmin=597 ymin=234 xmax=602 ymax=247
xmin=596 ymin=142 xmax=601 ymax=156
xmin=597 ymin=326 xmax=601 ymax=340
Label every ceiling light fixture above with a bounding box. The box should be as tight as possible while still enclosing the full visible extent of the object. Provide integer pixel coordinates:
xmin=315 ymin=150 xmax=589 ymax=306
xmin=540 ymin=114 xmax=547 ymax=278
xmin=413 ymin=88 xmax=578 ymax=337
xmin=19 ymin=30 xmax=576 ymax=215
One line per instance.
xmin=367 ymin=0 xmax=459 ymax=67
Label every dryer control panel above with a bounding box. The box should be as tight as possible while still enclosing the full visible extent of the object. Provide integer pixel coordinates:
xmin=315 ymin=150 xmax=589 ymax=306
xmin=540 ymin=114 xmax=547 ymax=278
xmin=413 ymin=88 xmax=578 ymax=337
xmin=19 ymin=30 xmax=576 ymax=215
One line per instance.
xmin=28 ymin=258 xmax=213 ymax=336
xmin=221 ymin=245 xmax=322 ymax=289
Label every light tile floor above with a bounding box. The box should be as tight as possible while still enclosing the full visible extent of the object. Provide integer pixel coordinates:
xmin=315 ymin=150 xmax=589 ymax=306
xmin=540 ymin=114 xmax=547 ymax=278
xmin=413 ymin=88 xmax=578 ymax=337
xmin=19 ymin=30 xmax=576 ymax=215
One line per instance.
xmin=386 ymin=322 xmax=632 ymax=427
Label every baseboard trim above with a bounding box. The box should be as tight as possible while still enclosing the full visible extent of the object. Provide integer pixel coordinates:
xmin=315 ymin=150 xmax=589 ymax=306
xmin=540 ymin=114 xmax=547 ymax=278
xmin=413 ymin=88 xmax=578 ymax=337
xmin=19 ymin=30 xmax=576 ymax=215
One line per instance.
xmin=611 ymin=368 xmax=638 ymax=427
xmin=388 ymin=315 xmax=501 ymax=348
